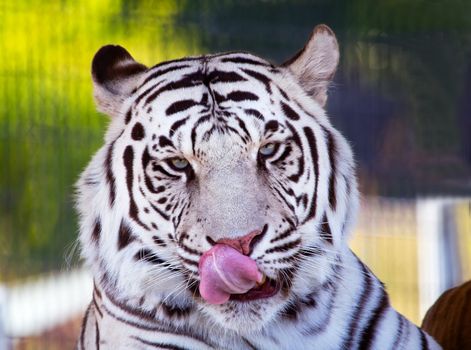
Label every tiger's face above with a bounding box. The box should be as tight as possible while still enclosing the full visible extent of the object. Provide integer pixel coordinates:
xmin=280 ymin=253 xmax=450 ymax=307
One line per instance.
xmin=78 ymin=25 xmax=358 ymax=334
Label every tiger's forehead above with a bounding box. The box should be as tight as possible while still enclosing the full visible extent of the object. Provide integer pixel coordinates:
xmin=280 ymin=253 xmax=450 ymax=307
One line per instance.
xmin=133 ymin=52 xmax=281 ymax=113
xmin=127 ymin=52 xmax=294 ymax=156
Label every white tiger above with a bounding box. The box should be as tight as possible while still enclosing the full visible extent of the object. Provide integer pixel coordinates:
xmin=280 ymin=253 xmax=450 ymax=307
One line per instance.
xmin=76 ymin=24 xmax=442 ymax=349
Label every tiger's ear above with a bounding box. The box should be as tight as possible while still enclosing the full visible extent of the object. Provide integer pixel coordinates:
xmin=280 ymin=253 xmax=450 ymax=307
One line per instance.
xmin=92 ymin=45 xmax=148 ymax=117
xmin=283 ymin=24 xmax=339 ymax=107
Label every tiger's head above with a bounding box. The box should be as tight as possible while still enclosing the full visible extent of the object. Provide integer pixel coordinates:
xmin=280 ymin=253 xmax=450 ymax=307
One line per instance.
xmin=77 ymin=25 xmax=358 ymax=334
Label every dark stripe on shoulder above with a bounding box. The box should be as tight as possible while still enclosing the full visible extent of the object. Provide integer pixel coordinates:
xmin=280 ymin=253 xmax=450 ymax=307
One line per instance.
xmin=391 ymin=313 xmax=405 ymax=349
xmin=341 ymin=262 xmax=374 ymax=349
xmin=420 ymin=329 xmax=430 ymax=350
xmin=358 ymin=290 xmax=390 ymax=350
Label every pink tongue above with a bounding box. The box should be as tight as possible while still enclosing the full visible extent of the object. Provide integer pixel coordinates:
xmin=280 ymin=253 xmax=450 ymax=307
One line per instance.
xmin=199 ymin=244 xmax=263 ymax=304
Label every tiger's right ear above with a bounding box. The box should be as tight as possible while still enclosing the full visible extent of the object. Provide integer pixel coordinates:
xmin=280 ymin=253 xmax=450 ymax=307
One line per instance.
xmin=92 ymin=45 xmax=148 ymax=117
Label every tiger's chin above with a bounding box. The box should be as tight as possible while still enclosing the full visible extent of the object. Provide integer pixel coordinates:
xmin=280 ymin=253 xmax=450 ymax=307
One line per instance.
xmin=198 ymin=287 xmax=287 ymax=335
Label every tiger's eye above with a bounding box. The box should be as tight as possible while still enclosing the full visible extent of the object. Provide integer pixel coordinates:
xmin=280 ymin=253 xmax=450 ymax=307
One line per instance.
xmin=171 ymin=157 xmax=189 ymax=169
xmin=259 ymin=143 xmax=277 ymax=156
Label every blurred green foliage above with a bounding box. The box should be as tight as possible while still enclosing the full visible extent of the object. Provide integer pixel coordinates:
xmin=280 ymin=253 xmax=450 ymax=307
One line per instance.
xmin=1 ymin=0 xmax=470 ymax=279
xmin=0 ymin=0 xmax=201 ymax=279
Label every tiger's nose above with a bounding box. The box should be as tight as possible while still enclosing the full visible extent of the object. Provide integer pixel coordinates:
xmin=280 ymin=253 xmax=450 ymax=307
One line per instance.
xmin=206 ymin=229 xmax=264 ymax=256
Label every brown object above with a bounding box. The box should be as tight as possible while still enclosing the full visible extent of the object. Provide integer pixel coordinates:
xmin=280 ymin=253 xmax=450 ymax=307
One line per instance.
xmin=422 ymin=280 xmax=471 ymax=350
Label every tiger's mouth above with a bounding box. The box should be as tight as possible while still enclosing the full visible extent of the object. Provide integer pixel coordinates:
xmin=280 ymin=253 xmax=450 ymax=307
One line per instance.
xmin=198 ymin=244 xmax=280 ymax=304
xmin=229 ymin=276 xmax=279 ymax=302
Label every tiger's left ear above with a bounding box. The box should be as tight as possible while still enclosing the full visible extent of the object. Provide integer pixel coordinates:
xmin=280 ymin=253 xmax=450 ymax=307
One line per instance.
xmin=283 ymin=24 xmax=339 ymax=107
xmin=92 ymin=45 xmax=148 ymax=117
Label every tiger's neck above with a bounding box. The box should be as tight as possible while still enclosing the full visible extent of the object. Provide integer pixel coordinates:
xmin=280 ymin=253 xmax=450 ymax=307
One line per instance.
xmin=78 ymin=250 xmax=434 ymax=350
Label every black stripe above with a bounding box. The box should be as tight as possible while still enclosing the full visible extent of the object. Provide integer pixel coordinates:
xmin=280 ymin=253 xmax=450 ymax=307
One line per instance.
xmin=270 ymin=228 xmax=294 ymax=244
xmin=95 ymin=320 xmax=100 ymax=350
xmin=341 ymin=262 xmax=374 ymax=349
xmin=265 ymin=238 xmax=301 ymax=254
xmin=123 ymin=145 xmax=149 ymax=230
xmin=166 ymin=99 xmax=199 ymax=116
xmin=358 ymin=289 xmax=390 ymax=349
xmin=134 ymin=248 xmax=165 ymax=264
xmin=301 ymin=273 xmax=340 ymax=335
xmin=149 ymin=56 xmax=200 ymax=71
xmin=91 ymin=218 xmax=101 ymax=243
xmin=303 ymin=127 xmax=319 ymax=222
xmin=169 ymin=117 xmax=189 ymax=137
xmin=142 ymin=147 xmax=161 ymax=195
xmin=242 ymin=68 xmax=272 ymax=93
xmin=161 ymin=302 xmax=193 ymax=318
xmin=265 ymin=120 xmax=279 ymax=133
xmin=154 ymin=164 xmax=181 ymax=179
xmin=92 ymin=296 xmax=103 ymax=318
xmin=242 ymin=337 xmax=259 ymax=350
xmin=420 ymin=329 xmax=430 ymax=350
xmin=235 ymin=116 xmax=251 ymax=137
xmin=285 ymin=122 xmax=304 ymax=182
xmin=149 ymin=201 xmax=171 ymax=221
xmin=153 ymin=236 xmax=167 ymax=247
xmin=320 ymin=213 xmax=333 ymax=244
xmin=271 ymin=184 xmax=295 ymax=212
xmin=145 ymin=71 xmax=205 ymax=106
xmin=141 ymin=64 xmax=191 ymax=86
xmin=244 ymin=108 xmax=264 ymax=120
xmin=191 ymin=126 xmax=198 ymax=155
xmin=131 ymin=122 xmax=145 ymax=140
xmin=131 ymin=336 xmax=190 ymax=350
xmin=158 ymin=136 xmax=174 ymax=148
xmin=124 ymin=108 xmax=132 ymax=124
xmin=325 ymin=128 xmax=337 ymax=210
xmin=79 ymin=304 xmax=91 ymax=350
xmin=208 ymin=70 xmax=247 ymax=83
xmin=281 ymin=102 xmax=300 ymax=120
xmin=216 ymin=90 xmax=259 ymax=103
xmin=391 ymin=313 xmax=405 ymax=349
xmin=270 ymin=145 xmax=292 ymax=164
xmin=105 ymin=138 xmax=119 ymax=207
xmin=118 ymin=219 xmax=135 ymax=250
xmin=221 ymin=56 xmax=270 ymax=66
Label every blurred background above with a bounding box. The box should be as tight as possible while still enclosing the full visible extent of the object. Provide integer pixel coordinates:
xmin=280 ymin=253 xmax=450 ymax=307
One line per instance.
xmin=0 ymin=0 xmax=470 ymax=348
